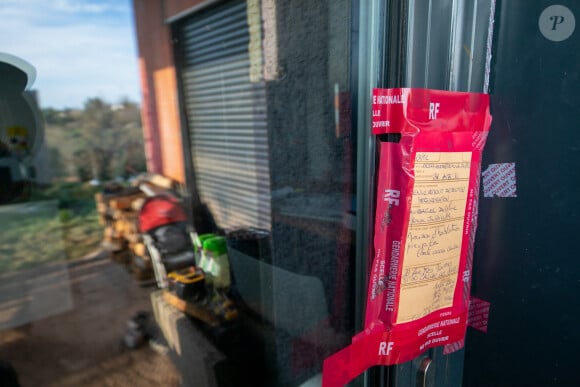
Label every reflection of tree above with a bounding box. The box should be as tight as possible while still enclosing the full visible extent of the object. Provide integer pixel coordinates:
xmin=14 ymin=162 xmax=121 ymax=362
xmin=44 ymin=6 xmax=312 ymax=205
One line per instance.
xmin=47 ymin=147 xmax=66 ymax=178
xmin=80 ymin=98 xmax=114 ymax=180
xmin=44 ymin=97 xmax=146 ymax=182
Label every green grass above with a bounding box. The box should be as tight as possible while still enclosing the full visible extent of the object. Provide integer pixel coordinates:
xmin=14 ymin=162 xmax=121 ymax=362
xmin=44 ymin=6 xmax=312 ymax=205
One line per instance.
xmin=0 ymin=183 xmax=104 ymax=273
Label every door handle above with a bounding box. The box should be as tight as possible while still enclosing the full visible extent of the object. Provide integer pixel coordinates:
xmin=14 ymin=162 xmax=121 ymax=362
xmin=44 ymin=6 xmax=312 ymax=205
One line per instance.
xmin=417 ymin=357 xmax=434 ymax=387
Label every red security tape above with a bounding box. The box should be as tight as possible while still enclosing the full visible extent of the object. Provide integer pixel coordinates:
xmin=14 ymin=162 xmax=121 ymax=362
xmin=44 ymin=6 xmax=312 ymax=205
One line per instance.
xmin=443 ymin=338 xmax=465 ymax=355
xmin=467 ymin=296 xmax=491 ymax=333
xmin=323 ymin=89 xmax=492 ymax=387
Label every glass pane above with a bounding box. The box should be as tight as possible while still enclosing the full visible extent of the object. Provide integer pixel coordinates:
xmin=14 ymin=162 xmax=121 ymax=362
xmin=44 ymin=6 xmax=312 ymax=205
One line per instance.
xmin=260 ymin=0 xmax=356 ymax=382
xmin=173 ymin=0 xmax=357 ymax=385
xmin=0 ymin=3 xmax=173 ymax=387
xmin=3 ymin=1 xmax=357 ymax=386
xmin=464 ymin=1 xmax=580 ymax=386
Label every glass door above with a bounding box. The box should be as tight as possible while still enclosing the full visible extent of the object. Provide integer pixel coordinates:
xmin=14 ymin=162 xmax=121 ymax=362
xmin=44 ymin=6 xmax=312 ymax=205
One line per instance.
xmin=357 ymin=1 xmax=496 ymax=385
xmin=172 ymin=0 xmax=361 ymax=385
xmin=464 ymin=1 xmax=580 ymax=385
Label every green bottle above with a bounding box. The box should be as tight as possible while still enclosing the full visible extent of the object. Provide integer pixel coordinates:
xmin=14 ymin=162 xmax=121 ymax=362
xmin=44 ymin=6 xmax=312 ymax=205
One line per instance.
xmin=202 ymin=236 xmax=230 ymax=289
xmin=194 ymin=233 xmax=215 ymax=267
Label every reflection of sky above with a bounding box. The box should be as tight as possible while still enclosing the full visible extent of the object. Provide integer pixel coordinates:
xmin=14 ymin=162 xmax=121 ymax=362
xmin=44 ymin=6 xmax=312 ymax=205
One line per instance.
xmin=0 ymin=0 xmax=140 ymax=109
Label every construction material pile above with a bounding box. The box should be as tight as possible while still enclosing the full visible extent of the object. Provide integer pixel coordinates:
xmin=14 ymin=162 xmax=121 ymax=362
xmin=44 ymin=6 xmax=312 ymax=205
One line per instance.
xmin=94 ymin=174 xmax=177 ymax=284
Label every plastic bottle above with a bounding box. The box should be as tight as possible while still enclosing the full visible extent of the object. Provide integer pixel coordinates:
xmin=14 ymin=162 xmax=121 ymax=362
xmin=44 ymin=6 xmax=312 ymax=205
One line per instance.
xmin=202 ymin=236 xmax=230 ymax=290
xmin=194 ymin=233 xmax=215 ymax=267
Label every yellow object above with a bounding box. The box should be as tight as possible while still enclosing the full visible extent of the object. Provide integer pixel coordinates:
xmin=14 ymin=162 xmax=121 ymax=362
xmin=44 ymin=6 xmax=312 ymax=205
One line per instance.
xmin=7 ymin=125 xmax=27 ymax=137
xmin=168 ymin=269 xmax=204 ymax=284
xmin=6 ymin=126 xmax=29 ymax=152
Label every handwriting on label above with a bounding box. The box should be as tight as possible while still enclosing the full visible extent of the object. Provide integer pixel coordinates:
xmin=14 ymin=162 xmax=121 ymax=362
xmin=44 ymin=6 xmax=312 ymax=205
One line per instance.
xmin=396 ymin=152 xmax=472 ymax=323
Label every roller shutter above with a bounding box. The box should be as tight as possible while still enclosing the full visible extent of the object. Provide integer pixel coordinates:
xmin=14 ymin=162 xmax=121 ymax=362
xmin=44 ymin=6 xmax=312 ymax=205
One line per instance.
xmin=176 ymin=0 xmax=271 ymax=230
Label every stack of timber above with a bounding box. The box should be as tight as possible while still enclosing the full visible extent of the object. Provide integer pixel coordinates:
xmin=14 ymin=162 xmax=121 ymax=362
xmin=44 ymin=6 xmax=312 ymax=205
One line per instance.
xmin=94 ymin=174 xmax=178 ymax=283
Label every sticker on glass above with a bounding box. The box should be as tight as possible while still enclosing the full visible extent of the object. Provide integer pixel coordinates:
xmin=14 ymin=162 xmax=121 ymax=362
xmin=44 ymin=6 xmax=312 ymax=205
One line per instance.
xmin=482 ymin=163 xmax=517 ymax=198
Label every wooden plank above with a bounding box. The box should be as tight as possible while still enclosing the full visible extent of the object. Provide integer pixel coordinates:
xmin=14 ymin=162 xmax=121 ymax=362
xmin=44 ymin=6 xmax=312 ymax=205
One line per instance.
xmin=126 ymin=233 xmax=142 ymax=244
xmin=96 ymin=203 xmax=108 ymax=213
xmin=131 ymin=242 xmax=147 ymax=257
xmin=104 ymin=226 xmax=114 ymax=238
xmin=162 ymin=291 xmax=219 ymax=326
xmin=112 ymin=210 xmax=122 ymax=220
xmin=94 ymin=192 xmax=104 ymax=203
xmin=148 ymin=174 xmax=175 ymax=189
xmin=131 ymin=198 xmax=146 ymax=211
xmin=109 ymin=194 xmax=146 ymax=210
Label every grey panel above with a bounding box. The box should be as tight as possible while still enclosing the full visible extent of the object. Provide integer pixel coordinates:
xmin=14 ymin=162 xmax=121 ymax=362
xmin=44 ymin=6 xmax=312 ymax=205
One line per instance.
xmin=177 ymin=0 xmax=272 ymax=231
xmin=464 ymin=1 xmax=580 ymax=386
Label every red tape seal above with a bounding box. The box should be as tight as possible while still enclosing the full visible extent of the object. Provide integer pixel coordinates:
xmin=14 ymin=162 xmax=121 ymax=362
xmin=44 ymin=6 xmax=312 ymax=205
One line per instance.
xmin=322 ymin=88 xmax=492 ymax=386
xmin=467 ymin=296 xmax=491 ymax=333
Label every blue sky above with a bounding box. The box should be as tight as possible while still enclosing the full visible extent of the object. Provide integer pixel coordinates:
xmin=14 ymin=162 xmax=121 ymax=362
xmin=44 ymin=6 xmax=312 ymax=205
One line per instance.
xmin=0 ymin=0 xmax=141 ymax=109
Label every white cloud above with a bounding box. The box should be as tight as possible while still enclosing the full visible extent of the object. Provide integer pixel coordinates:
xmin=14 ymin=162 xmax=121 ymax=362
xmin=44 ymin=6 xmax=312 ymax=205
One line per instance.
xmin=52 ymin=0 xmax=127 ymax=14
xmin=0 ymin=0 xmax=141 ymax=109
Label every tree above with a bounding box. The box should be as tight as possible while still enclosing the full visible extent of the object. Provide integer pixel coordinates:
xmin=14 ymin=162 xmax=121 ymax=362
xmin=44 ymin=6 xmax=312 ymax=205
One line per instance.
xmin=47 ymin=147 xmax=66 ymax=179
xmin=42 ymin=98 xmax=146 ymax=182
xmin=77 ymin=97 xmax=145 ymax=181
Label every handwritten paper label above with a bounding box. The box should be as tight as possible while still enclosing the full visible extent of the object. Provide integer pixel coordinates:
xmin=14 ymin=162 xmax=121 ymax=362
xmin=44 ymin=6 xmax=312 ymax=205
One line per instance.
xmin=398 ymin=152 xmax=472 ymax=323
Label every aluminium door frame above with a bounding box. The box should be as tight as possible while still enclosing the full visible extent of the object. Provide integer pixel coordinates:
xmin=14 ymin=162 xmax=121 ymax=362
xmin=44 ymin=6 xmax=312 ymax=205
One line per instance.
xmin=355 ymin=1 xmax=496 ymax=386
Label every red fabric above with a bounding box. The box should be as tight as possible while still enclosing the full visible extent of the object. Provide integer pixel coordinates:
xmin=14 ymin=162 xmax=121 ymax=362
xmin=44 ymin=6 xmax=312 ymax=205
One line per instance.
xmin=138 ymin=195 xmax=188 ymax=232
